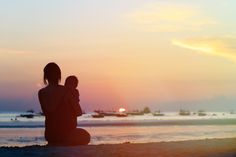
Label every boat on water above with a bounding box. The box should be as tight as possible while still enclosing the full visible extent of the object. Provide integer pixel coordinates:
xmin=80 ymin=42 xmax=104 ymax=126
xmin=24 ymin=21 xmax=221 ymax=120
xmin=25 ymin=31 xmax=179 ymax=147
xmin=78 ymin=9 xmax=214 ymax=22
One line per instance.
xmin=92 ymin=113 xmax=105 ymax=118
xmin=94 ymin=110 xmax=118 ymax=116
xmin=153 ymin=110 xmax=165 ymax=116
xmin=198 ymin=110 xmax=207 ymax=116
xmin=102 ymin=112 xmax=118 ymax=116
xmin=116 ymin=113 xmax=128 ymax=117
xmin=93 ymin=109 xmax=128 ymax=117
xmin=18 ymin=110 xmax=44 ymax=119
xmin=19 ymin=113 xmax=35 ymax=118
xmin=179 ymin=109 xmax=191 ymax=116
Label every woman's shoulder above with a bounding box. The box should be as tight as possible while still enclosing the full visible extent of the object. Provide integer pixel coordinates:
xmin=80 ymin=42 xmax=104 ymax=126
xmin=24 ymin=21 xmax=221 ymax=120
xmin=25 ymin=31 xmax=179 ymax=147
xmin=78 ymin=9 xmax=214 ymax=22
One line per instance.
xmin=38 ymin=85 xmax=67 ymax=95
xmin=38 ymin=87 xmax=46 ymax=96
xmin=57 ymin=85 xmax=66 ymax=90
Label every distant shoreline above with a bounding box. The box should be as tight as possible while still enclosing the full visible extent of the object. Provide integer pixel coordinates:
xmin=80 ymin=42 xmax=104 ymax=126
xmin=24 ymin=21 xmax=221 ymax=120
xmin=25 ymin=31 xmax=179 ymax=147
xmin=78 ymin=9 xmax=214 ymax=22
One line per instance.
xmin=0 ymin=118 xmax=236 ymax=128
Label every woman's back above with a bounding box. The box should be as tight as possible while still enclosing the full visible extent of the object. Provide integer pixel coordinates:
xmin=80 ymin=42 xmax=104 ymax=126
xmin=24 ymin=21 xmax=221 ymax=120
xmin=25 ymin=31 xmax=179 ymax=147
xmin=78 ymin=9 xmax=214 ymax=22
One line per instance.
xmin=38 ymin=85 xmax=77 ymax=142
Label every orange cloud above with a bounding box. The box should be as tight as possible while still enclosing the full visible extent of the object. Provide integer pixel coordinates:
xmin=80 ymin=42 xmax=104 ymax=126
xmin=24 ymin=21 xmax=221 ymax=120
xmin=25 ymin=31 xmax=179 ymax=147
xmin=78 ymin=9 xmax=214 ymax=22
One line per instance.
xmin=172 ymin=36 xmax=236 ymax=62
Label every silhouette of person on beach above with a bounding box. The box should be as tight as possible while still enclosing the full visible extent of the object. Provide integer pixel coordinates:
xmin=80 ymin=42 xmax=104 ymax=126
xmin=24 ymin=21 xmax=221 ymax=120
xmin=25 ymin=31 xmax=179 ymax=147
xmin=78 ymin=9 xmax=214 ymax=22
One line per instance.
xmin=64 ymin=75 xmax=81 ymax=131
xmin=65 ymin=75 xmax=80 ymax=103
xmin=38 ymin=62 xmax=90 ymax=146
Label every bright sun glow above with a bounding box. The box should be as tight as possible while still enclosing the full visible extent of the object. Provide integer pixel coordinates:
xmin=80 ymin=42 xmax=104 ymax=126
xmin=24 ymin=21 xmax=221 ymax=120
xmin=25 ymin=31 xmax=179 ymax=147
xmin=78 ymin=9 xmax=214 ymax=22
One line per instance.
xmin=119 ymin=108 xmax=126 ymax=113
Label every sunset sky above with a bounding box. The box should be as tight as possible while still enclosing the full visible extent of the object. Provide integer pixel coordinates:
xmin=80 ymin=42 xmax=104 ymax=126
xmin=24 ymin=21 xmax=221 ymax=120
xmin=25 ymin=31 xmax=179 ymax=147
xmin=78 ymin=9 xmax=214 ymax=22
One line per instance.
xmin=1 ymin=0 xmax=236 ymax=111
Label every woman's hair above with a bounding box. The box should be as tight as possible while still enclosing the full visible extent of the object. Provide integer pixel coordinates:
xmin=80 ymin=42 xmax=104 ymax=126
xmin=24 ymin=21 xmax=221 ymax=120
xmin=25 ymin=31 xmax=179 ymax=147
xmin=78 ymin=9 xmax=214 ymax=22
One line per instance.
xmin=43 ymin=62 xmax=61 ymax=85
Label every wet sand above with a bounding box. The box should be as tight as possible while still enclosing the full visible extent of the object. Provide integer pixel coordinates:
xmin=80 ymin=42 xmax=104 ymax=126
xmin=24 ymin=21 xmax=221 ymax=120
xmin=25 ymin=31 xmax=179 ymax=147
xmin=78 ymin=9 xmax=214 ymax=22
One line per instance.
xmin=1 ymin=138 xmax=236 ymax=157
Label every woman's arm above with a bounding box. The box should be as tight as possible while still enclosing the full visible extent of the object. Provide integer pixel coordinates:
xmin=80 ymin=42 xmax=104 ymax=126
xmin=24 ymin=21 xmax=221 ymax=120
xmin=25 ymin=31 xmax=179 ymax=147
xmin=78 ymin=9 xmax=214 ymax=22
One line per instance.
xmin=38 ymin=89 xmax=47 ymax=115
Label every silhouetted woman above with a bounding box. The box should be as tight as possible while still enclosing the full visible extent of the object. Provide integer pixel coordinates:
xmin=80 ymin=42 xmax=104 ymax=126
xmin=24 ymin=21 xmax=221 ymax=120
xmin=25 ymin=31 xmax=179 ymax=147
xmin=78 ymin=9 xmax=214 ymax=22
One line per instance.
xmin=38 ymin=62 xmax=90 ymax=146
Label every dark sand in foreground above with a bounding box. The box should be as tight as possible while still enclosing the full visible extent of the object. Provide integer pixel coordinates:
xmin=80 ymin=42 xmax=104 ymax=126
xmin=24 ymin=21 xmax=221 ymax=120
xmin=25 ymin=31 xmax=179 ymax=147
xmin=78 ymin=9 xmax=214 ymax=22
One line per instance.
xmin=1 ymin=138 xmax=236 ymax=157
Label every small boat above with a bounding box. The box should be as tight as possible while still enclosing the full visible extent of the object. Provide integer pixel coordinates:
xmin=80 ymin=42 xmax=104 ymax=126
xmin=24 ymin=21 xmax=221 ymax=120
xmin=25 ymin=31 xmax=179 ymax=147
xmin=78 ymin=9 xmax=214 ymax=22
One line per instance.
xmin=18 ymin=109 xmax=38 ymax=118
xmin=11 ymin=117 xmax=19 ymax=121
xmin=19 ymin=113 xmax=34 ymax=118
xmin=92 ymin=113 xmax=104 ymax=118
xmin=153 ymin=110 xmax=165 ymax=116
xmin=198 ymin=110 xmax=207 ymax=116
xmin=116 ymin=113 xmax=128 ymax=117
xmin=94 ymin=110 xmax=117 ymax=116
xmin=102 ymin=112 xmax=118 ymax=116
xmin=179 ymin=109 xmax=191 ymax=116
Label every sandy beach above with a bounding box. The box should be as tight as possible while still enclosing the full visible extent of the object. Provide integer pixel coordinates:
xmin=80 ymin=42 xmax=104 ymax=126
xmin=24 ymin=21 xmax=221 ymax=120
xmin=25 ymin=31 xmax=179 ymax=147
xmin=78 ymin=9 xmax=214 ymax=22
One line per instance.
xmin=1 ymin=138 xmax=236 ymax=157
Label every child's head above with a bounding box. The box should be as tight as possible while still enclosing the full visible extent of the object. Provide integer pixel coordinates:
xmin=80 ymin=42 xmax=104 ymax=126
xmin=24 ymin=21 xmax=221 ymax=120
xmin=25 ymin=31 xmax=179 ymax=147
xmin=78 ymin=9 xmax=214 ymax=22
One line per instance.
xmin=65 ymin=75 xmax=79 ymax=89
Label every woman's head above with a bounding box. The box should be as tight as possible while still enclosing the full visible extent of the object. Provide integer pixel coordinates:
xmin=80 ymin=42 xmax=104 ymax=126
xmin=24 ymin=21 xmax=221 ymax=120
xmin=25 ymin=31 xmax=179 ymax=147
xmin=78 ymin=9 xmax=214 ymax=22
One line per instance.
xmin=43 ymin=62 xmax=61 ymax=85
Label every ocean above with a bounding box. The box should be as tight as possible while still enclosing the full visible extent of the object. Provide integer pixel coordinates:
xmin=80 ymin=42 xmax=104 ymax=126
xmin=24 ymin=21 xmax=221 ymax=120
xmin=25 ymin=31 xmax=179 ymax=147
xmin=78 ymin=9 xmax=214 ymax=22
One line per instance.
xmin=0 ymin=111 xmax=236 ymax=147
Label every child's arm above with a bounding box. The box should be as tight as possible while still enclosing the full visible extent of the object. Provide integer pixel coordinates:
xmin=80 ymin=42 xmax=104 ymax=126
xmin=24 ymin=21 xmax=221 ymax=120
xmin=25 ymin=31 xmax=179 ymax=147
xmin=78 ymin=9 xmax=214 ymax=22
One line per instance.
xmin=66 ymin=89 xmax=82 ymax=116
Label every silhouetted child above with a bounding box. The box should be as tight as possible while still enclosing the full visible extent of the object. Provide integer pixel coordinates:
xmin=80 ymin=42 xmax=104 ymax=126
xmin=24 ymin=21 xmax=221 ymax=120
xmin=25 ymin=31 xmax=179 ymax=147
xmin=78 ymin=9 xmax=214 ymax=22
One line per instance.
xmin=65 ymin=75 xmax=80 ymax=102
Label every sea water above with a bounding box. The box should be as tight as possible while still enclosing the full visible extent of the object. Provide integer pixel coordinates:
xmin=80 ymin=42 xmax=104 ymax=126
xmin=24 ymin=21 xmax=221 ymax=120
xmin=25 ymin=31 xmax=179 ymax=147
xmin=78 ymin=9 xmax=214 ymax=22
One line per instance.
xmin=0 ymin=112 xmax=236 ymax=147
